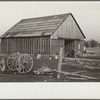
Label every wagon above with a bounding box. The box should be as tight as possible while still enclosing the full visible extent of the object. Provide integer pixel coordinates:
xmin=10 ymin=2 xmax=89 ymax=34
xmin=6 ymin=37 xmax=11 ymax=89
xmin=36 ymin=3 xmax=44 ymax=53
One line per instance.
xmin=0 ymin=53 xmax=33 ymax=74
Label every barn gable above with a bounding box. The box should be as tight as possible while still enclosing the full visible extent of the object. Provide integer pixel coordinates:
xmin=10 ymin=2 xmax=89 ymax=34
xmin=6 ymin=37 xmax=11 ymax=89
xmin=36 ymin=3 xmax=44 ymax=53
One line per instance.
xmin=51 ymin=14 xmax=85 ymax=40
xmin=1 ymin=13 xmax=85 ymax=56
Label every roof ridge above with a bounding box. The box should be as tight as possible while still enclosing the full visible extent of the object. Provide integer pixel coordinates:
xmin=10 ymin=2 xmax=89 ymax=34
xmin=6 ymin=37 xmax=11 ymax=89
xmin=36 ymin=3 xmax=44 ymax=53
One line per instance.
xmin=21 ymin=13 xmax=71 ymax=21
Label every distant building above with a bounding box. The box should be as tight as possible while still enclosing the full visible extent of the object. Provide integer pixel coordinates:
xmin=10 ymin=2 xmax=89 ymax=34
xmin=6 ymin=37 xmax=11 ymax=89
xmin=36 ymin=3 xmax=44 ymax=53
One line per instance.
xmin=0 ymin=13 xmax=85 ymax=57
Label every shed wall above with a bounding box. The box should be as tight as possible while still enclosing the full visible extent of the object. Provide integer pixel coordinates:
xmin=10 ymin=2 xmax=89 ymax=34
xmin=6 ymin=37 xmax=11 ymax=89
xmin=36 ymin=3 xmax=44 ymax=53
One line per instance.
xmin=1 ymin=36 xmax=50 ymax=55
xmin=50 ymin=39 xmax=64 ymax=56
xmin=74 ymin=40 xmax=84 ymax=57
xmin=50 ymin=39 xmax=84 ymax=57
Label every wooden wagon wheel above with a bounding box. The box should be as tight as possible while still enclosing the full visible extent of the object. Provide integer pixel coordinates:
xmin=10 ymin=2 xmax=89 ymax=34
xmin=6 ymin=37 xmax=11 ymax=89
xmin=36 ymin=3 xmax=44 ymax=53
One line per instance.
xmin=7 ymin=53 xmax=20 ymax=71
xmin=16 ymin=54 xmax=33 ymax=74
xmin=0 ymin=57 xmax=6 ymax=72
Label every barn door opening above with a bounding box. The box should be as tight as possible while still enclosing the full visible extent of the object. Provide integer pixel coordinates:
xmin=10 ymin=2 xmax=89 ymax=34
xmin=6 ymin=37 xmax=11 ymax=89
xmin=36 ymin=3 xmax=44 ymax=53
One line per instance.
xmin=64 ymin=39 xmax=74 ymax=57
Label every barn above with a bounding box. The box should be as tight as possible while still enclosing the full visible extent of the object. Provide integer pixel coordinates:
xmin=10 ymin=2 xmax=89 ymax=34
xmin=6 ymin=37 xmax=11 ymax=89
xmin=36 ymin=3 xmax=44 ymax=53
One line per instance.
xmin=1 ymin=13 xmax=85 ymax=57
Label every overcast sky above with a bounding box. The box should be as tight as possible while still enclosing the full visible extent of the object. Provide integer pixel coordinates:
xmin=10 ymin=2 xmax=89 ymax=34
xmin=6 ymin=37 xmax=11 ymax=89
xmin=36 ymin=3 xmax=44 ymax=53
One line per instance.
xmin=0 ymin=1 xmax=100 ymax=42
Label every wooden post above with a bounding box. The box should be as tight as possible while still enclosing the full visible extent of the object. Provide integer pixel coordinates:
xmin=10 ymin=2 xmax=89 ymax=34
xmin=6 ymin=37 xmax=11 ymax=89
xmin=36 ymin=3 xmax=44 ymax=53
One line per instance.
xmin=57 ymin=47 xmax=63 ymax=79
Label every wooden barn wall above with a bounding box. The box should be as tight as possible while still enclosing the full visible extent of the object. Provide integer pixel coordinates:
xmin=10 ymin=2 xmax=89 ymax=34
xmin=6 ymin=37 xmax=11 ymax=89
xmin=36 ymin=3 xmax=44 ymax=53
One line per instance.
xmin=1 ymin=39 xmax=5 ymax=54
xmin=51 ymin=15 xmax=84 ymax=40
xmin=74 ymin=40 xmax=84 ymax=57
xmin=50 ymin=39 xmax=84 ymax=57
xmin=1 ymin=36 xmax=50 ymax=55
xmin=50 ymin=39 xmax=64 ymax=55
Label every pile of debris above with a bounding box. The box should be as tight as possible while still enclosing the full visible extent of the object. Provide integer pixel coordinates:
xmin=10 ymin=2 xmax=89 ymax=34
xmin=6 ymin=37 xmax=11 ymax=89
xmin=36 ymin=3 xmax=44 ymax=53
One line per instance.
xmin=34 ymin=63 xmax=53 ymax=75
xmin=33 ymin=63 xmax=97 ymax=82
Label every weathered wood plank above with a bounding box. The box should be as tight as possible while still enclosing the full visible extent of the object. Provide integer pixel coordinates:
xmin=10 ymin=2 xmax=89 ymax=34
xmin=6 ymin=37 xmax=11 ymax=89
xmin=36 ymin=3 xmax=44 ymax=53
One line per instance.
xmin=54 ymin=69 xmax=97 ymax=80
xmin=57 ymin=47 xmax=63 ymax=79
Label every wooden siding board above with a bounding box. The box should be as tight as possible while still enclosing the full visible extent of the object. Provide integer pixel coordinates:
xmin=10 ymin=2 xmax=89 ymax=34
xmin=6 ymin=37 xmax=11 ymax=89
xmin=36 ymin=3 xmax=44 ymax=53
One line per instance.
xmin=42 ymin=37 xmax=43 ymax=53
xmin=46 ymin=37 xmax=48 ymax=53
xmin=12 ymin=38 xmax=14 ymax=53
xmin=27 ymin=38 xmax=29 ymax=53
xmin=14 ymin=38 xmax=17 ymax=53
xmin=31 ymin=38 xmax=32 ymax=54
xmin=13 ymin=39 xmax=15 ymax=53
xmin=6 ymin=39 xmax=7 ymax=54
xmin=4 ymin=40 xmax=7 ymax=53
xmin=5 ymin=39 xmax=7 ymax=54
xmin=36 ymin=37 xmax=38 ymax=53
xmin=34 ymin=38 xmax=36 ymax=54
xmin=31 ymin=38 xmax=33 ymax=54
xmin=30 ymin=38 xmax=32 ymax=54
xmin=25 ymin=38 xmax=28 ymax=53
xmin=42 ymin=37 xmax=44 ymax=53
xmin=38 ymin=37 xmax=40 ymax=53
xmin=1 ymin=39 xmax=4 ymax=54
xmin=32 ymin=38 xmax=34 ymax=54
xmin=29 ymin=38 xmax=31 ymax=54
xmin=44 ymin=37 xmax=46 ymax=53
xmin=47 ymin=37 xmax=49 ymax=53
xmin=37 ymin=37 xmax=39 ymax=53
xmin=27 ymin=38 xmax=30 ymax=54
xmin=26 ymin=38 xmax=28 ymax=53
xmin=39 ymin=37 xmax=40 ymax=53
xmin=41 ymin=37 xmax=43 ymax=54
xmin=8 ymin=39 xmax=10 ymax=54
xmin=20 ymin=38 xmax=22 ymax=53
xmin=22 ymin=38 xmax=24 ymax=53
xmin=24 ymin=38 xmax=26 ymax=53
xmin=4 ymin=39 xmax=6 ymax=54
xmin=18 ymin=38 xmax=20 ymax=53
xmin=3 ymin=39 xmax=5 ymax=54
xmin=7 ymin=38 xmax=9 ymax=54
xmin=24 ymin=38 xmax=25 ymax=53
xmin=11 ymin=38 xmax=13 ymax=53
xmin=16 ymin=38 xmax=18 ymax=53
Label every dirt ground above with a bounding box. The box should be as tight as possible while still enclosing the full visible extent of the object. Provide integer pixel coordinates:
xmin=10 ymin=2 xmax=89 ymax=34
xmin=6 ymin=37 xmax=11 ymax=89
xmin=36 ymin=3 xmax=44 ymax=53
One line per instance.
xmin=0 ymin=56 xmax=100 ymax=82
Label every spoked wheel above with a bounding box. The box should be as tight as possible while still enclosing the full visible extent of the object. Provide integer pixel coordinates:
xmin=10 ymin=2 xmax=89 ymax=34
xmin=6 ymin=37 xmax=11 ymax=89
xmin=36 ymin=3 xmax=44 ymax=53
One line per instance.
xmin=0 ymin=57 xmax=6 ymax=72
xmin=16 ymin=54 xmax=33 ymax=74
xmin=7 ymin=53 xmax=20 ymax=71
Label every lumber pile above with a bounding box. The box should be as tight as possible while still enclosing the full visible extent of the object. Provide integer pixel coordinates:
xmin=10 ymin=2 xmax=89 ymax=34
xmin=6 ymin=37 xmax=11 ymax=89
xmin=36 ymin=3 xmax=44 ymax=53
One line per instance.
xmin=54 ymin=69 xmax=97 ymax=81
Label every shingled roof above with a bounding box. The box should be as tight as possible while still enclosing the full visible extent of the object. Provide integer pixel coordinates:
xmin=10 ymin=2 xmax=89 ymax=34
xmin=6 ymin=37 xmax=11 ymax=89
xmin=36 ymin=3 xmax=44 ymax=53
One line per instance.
xmin=1 ymin=13 xmax=85 ymax=38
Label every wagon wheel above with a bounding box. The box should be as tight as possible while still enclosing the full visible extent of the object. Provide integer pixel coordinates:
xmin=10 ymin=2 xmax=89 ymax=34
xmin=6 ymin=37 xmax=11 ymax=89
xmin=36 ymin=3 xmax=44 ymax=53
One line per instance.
xmin=16 ymin=54 xmax=33 ymax=74
xmin=7 ymin=53 xmax=20 ymax=71
xmin=0 ymin=57 xmax=6 ymax=72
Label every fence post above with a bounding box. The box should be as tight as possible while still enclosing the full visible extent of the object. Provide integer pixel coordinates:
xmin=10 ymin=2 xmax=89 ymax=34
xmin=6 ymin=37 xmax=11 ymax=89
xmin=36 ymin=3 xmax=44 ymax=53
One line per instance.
xmin=57 ymin=47 xmax=63 ymax=79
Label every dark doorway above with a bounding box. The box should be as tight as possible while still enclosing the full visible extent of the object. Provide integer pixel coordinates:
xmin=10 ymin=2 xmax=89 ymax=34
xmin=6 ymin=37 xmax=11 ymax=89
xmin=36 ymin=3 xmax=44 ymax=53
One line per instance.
xmin=64 ymin=39 xmax=74 ymax=57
